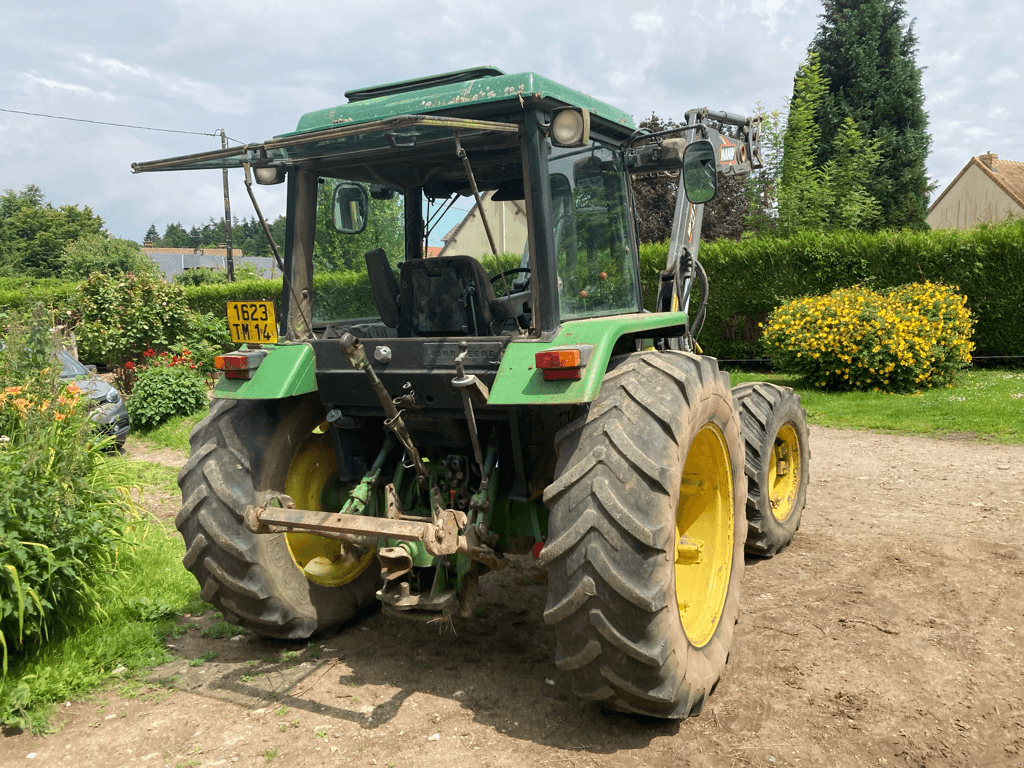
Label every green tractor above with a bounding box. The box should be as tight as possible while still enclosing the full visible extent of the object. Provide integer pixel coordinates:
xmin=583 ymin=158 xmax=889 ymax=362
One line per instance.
xmin=134 ymin=67 xmax=809 ymax=719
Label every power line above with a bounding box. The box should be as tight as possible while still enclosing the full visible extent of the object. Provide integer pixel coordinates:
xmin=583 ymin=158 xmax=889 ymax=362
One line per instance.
xmin=0 ymin=107 xmax=219 ymax=138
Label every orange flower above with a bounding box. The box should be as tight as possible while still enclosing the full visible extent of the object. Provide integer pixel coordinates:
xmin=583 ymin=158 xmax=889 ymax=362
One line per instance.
xmin=54 ymin=412 xmax=67 ymax=422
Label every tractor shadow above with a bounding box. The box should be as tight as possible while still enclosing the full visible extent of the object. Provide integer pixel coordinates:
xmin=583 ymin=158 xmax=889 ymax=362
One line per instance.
xmin=154 ymin=557 xmax=687 ymax=754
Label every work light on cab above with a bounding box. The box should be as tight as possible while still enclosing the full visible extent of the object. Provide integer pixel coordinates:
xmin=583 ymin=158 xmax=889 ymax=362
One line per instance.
xmin=550 ymin=107 xmax=590 ymax=147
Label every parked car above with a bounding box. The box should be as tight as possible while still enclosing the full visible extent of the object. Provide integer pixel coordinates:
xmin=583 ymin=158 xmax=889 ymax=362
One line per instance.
xmin=57 ymin=350 xmax=131 ymax=449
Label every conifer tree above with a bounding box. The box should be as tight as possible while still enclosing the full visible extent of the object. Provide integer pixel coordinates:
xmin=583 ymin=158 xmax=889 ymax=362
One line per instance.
xmin=810 ymin=0 xmax=931 ymax=228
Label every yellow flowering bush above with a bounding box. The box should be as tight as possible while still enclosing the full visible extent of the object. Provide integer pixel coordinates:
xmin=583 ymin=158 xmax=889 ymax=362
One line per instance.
xmin=763 ymin=282 xmax=974 ymax=393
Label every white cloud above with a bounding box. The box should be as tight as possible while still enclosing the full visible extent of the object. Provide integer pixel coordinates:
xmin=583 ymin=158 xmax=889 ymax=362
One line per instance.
xmin=20 ymin=73 xmax=117 ymax=102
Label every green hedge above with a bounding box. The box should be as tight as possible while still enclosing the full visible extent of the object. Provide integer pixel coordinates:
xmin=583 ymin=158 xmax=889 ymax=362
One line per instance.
xmin=5 ymin=219 xmax=1022 ymax=360
xmin=0 ymin=278 xmax=81 ymax=321
xmin=644 ymin=218 xmax=1024 ymax=360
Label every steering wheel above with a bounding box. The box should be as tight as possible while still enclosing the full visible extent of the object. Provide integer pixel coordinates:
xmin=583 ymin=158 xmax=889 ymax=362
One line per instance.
xmin=490 ymin=267 xmax=531 ymax=285
xmin=490 ymin=268 xmax=531 ymax=296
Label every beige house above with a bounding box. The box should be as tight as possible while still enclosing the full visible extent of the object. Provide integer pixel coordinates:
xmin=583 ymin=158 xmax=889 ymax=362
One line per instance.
xmin=927 ymin=153 xmax=1024 ymax=229
xmin=439 ymin=191 xmax=528 ymax=258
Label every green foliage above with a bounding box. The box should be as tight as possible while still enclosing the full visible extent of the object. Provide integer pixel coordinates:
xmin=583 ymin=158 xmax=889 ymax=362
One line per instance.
xmin=763 ymin=283 xmax=974 ymax=392
xmin=727 ymin=369 xmax=1024 ymax=444
xmin=314 ymin=181 xmax=404 ymax=272
xmin=743 ymin=105 xmax=784 ymax=236
xmin=200 ymin=621 xmax=243 ymax=638
xmin=76 ymin=272 xmax=192 ymax=368
xmin=640 ymin=217 xmax=1024 ymax=361
xmin=810 ymin=0 xmax=932 ymax=228
xmin=126 ymin=355 xmax=208 ymax=431
xmin=822 ymin=117 xmax=883 ymax=230
xmin=780 ymin=55 xmax=830 ymax=232
xmin=173 ymin=267 xmax=229 ymax=286
xmin=0 ymin=185 xmax=106 ymax=277
xmin=171 ymin=311 xmax=232 ymax=376
xmin=59 ymin=234 xmax=158 ymax=281
xmin=0 ymin=309 xmax=134 ymax=674
xmin=313 ymin=271 xmax=378 ymax=321
xmin=0 ymin=278 xmax=80 ymax=320
xmin=180 ymin=278 xmax=282 ymax=317
xmin=173 ymin=263 xmax=264 ymax=286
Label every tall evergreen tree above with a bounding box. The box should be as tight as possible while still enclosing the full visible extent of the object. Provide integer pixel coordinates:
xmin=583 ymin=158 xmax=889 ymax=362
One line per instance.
xmin=810 ymin=0 xmax=931 ymax=228
xmin=779 ymin=54 xmax=830 ymax=233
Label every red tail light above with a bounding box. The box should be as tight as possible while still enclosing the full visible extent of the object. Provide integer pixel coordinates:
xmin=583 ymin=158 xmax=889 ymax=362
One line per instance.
xmin=214 ymin=350 xmax=268 ymax=380
xmin=534 ymin=346 xmax=592 ymax=382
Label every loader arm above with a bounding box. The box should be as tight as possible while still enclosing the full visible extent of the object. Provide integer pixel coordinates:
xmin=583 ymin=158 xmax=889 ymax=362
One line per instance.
xmin=633 ymin=109 xmax=762 ymax=350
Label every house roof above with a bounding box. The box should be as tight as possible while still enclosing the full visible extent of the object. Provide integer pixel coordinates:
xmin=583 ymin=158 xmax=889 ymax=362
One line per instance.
xmin=929 ymin=153 xmax=1024 ymax=213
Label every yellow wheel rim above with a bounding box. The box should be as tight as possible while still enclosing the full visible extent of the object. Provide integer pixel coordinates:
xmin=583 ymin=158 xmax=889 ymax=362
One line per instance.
xmin=768 ymin=424 xmax=801 ymax=523
xmin=284 ymin=423 xmax=376 ymax=587
xmin=675 ymin=423 xmax=734 ymax=649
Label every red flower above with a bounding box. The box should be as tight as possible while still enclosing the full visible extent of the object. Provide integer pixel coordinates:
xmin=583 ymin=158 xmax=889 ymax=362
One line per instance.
xmin=124 ymin=361 xmax=136 ymax=370
xmin=143 ymin=348 xmax=155 ymax=358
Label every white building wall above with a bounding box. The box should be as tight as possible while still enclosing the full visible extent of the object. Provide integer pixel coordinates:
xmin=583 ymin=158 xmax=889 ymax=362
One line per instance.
xmin=927 ymin=164 xmax=1024 ymax=229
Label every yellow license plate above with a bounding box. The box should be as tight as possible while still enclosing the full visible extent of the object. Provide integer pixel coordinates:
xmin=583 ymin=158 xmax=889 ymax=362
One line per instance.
xmin=227 ymin=301 xmax=278 ymax=344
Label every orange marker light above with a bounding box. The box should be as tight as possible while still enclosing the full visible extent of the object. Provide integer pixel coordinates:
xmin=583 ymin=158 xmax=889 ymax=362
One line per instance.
xmin=535 ymin=348 xmax=585 ymax=381
xmin=214 ymin=350 xmax=267 ymax=380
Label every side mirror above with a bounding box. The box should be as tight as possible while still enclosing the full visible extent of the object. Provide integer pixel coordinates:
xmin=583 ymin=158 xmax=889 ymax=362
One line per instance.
xmin=332 ymin=182 xmax=369 ymax=234
xmin=682 ymin=140 xmax=718 ymax=204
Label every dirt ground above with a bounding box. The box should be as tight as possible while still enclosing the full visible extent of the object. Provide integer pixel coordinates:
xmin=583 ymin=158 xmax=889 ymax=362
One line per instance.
xmin=2 ymin=425 xmax=1022 ymax=768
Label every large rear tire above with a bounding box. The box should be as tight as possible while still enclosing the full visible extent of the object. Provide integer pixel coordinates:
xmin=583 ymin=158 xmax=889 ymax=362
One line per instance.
xmin=541 ymin=352 xmax=746 ymax=718
xmin=175 ymin=394 xmax=381 ymax=639
xmin=732 ymin=382 xmax=810 ymax=557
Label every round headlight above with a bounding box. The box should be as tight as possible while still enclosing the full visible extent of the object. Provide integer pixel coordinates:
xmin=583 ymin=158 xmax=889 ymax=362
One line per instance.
xmin=551 ymin=108 xmax=590 ymax=148
xmin=254 ymin=166 xmax=285 ymax=185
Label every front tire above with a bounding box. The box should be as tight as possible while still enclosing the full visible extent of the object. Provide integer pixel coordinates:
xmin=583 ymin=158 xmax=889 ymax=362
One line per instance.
xmin=176 ymin=394 xmax=381 ymax=639
xmin=541 ymin=352 xmax=746 ymax=718
xmin=732 ymin=382 xmax=810 ymax=557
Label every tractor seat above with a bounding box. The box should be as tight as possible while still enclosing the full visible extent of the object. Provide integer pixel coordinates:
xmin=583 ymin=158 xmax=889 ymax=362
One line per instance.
xmin=397 ymin=255 xmax=513 ymax=337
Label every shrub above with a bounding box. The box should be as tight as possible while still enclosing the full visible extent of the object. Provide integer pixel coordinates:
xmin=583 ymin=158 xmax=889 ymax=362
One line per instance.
xmin=0 ymin=308 xmax=134 ymax=672
xmin=59 ymin=235 xmax=158 ymax=281
xmin=762 ymin=282 xmax=974 ymax=392
xmin=75 ymin=271 xmax=191 ymax=369
xmin=170 ymin=311 xmax=232 ymax=376
xmin=125 ymin=351 xmax=208 ymax=430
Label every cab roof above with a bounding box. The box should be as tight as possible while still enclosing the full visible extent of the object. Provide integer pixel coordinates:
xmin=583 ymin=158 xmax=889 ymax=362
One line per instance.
xmin=285 ymin=67 xmax=636 ymax=138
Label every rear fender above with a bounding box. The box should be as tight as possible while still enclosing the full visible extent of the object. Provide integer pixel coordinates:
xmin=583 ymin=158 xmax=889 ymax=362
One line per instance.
xmin=487 ymin=312 xmax=687 ymax=406
xmin=213 ymin=343 xmax=317 ymax=399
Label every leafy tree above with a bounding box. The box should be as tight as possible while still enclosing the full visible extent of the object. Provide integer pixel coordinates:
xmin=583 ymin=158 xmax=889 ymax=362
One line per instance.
xmin=0 ymin=186 xmax=105 ymax=277
xmin=144 ymin=224 xmax=160 ymax=244
xmin=743 ymin=105 xmax=784 ymax=236
xmin=810 ymin=0 xmax=931 ymax=228
xmin=631 ymin=113 xmax=752 ymax=244
xmin=632 ymin=114 xmax=681 ymax=244
xmin=313 ymin=181 xmax=403 ymax=272
xmin=60 ymin=234 xmax=158 ymax=280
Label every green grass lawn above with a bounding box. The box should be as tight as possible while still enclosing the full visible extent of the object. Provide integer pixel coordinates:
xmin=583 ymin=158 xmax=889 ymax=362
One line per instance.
xmin=725 ymin=367 xmax=1024 ymax=444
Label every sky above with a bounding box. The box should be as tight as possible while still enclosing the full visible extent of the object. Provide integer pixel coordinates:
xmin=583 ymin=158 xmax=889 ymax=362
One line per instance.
xmin=1 ymin=0 xmax=1020 ymax=247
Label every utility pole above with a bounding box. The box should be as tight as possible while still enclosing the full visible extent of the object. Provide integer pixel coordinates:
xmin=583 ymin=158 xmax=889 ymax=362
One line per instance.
xmin=220 ymin=129 xmax=235 ymax=281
